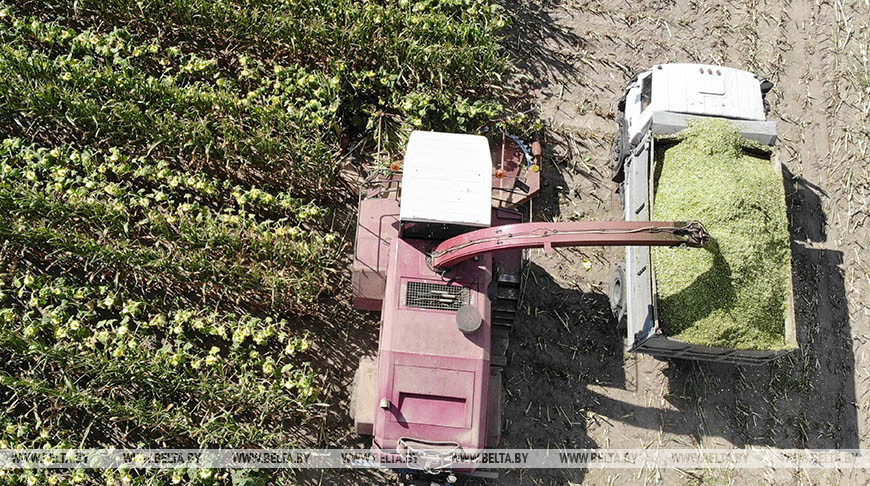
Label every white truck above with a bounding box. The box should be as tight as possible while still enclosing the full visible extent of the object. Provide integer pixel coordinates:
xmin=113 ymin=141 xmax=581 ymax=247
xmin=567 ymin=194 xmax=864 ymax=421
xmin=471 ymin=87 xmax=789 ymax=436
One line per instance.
xmin=611 ymin=63 xmax=776 ymax=183
xmin=608 ymin=63 xmax=796 ymax=365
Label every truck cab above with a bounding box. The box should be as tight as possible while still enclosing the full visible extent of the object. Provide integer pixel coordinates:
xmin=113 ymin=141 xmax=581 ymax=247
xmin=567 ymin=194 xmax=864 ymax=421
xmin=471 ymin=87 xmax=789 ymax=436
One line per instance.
xmin=612 ymin=63 xmax=774 ymax=182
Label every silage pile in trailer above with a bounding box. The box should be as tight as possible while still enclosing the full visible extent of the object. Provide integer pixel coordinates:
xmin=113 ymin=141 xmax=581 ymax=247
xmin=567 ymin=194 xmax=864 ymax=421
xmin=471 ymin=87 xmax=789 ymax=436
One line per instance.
xmin=652 ymin=119 xmax=794 ymax=350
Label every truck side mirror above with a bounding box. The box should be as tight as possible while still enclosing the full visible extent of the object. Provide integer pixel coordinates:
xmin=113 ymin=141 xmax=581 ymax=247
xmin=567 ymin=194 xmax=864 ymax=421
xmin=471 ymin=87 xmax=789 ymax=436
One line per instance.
xmin=760 ymin=80 xmax=774 ymax=96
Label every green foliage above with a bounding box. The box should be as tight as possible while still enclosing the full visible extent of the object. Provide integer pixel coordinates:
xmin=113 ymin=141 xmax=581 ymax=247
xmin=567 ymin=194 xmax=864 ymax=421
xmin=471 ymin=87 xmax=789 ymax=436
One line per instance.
xmin=0 ymin=0 xmax=513 ymax=483
xmin=652 ymin=119 xmax=794 ymax=351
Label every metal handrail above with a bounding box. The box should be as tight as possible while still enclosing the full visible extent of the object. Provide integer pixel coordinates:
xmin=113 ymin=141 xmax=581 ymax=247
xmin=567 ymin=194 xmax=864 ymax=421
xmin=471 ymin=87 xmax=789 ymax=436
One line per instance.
xmin=396 ymin=437 xmax=461 ymax=473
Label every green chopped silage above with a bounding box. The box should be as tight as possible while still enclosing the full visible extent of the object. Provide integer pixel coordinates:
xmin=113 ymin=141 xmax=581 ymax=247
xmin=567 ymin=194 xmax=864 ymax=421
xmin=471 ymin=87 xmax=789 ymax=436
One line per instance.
xmin=651 ymin=119 xmax=795 ymax=351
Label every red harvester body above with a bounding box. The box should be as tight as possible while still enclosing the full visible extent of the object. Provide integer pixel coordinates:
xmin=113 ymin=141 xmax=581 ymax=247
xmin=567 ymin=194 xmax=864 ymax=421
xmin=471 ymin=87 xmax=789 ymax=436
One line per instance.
xmin=350 ymin=131 xmax=704 ymax=481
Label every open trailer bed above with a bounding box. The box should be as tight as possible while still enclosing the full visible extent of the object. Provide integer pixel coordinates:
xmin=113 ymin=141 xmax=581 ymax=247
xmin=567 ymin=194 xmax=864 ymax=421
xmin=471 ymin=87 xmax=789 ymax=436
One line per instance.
xmin=616 ymin=112 xmax=797 ymax=365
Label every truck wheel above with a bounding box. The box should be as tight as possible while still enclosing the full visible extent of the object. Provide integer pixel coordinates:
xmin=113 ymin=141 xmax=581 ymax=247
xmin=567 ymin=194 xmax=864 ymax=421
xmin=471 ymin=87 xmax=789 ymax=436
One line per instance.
xmin=609 ymin=264 xmax=627 ymax=331
xmin=610 ymin=134 xmax=625 ymax=183
xmin=617 ymin=181 xmax=625 ymax=211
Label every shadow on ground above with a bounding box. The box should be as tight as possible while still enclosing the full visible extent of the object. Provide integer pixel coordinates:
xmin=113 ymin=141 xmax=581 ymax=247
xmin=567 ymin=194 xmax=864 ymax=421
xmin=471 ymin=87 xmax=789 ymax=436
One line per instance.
xmin=480 ymin=261 xmax=623 ymax=485
xmin=500 ymin=0 xmax=582 ymax=84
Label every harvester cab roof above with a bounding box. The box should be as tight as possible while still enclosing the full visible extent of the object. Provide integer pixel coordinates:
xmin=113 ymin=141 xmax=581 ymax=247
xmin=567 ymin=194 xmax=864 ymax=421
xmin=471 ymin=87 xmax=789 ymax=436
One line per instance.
xmin=398 ymin=131 xmax=492 ymax=240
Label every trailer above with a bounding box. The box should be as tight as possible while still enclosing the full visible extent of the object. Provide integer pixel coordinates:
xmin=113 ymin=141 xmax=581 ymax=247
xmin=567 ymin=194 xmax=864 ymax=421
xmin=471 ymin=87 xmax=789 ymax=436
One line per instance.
xmin=608 ymin=64 xmax=798 ymax=365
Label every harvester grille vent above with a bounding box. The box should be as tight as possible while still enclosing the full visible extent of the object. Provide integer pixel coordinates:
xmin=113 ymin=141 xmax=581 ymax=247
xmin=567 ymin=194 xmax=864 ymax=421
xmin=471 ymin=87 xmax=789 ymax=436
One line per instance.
xmin=406 ymin=281 xmax=470 ymax=311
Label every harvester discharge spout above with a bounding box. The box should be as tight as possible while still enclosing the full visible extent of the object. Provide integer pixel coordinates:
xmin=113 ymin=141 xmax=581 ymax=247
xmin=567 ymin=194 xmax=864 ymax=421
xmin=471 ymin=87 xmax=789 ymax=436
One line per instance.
xmin=429 ymin=220 xmax=708 ymax=269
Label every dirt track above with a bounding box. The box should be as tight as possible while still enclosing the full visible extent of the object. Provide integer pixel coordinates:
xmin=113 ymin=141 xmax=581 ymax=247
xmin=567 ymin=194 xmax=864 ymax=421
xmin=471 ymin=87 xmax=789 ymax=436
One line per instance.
xmin=311 ymin=1 xmax=869 ymax=485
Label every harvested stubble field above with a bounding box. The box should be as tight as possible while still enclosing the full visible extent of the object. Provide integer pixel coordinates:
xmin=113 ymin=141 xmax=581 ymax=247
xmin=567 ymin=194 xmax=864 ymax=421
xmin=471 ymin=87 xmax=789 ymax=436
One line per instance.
xmin=487 ymin=0 xmax=869 ymax=485
xmin=0 ymin=0 xmax=868 ymax=486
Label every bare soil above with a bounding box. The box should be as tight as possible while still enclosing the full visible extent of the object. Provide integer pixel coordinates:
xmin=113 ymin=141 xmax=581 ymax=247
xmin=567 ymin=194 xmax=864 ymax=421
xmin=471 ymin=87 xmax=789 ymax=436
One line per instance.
xmin=306 ymin=0 xmax=870 ymax=484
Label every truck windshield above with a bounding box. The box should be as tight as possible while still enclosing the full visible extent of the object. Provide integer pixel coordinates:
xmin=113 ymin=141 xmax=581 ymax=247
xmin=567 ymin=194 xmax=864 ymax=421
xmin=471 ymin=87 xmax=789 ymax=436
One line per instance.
xmin=641 ymin=74 xmax=652 ymax=112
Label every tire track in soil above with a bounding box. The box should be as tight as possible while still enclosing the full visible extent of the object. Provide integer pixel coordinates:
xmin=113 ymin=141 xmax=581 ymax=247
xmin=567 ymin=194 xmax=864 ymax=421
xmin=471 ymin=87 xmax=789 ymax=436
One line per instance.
xmin=773 ymin=0 xmax=859 ymax=456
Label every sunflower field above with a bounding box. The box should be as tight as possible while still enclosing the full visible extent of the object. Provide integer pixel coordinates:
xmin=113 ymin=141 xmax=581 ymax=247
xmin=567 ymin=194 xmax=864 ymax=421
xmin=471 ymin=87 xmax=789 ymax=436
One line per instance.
xmin=0 ymin=0 xmax=513 ymax=483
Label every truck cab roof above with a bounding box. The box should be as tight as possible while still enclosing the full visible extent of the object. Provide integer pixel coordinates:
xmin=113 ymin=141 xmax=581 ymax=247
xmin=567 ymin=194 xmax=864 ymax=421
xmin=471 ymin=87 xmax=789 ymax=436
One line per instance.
xmin=647 ymin=63 xmax=766 ymax=121
xmin=622 ymin=63 xmax=770 ymax=147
